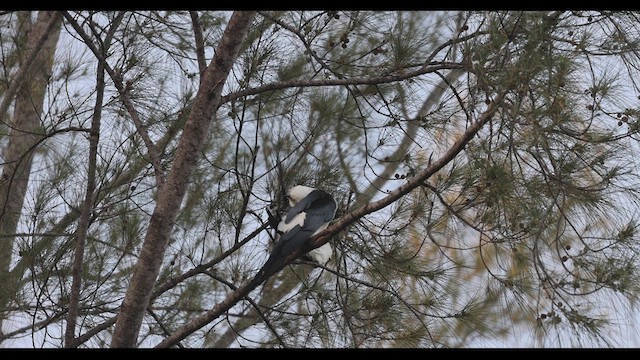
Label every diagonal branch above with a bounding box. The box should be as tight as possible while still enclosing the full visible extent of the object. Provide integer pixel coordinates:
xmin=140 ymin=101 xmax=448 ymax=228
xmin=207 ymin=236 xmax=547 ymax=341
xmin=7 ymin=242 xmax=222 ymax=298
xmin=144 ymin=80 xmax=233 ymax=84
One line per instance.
xmin=63 ymin=12 xmax=123 ymax=349
xmin=220 ymin=62 xmax=466 ymax=104
xmin=356 ymin=68 xmax=466 ymax=207
xmin=305 ymin=91 xmax=507 ymax=255
xmin=154 ymin=90 xmax=507 ymax=349
xmin=189 ymin=11 xmax=207 ymax=81
xmin=110 ymin=11 xmax=256 ymax=348
xmin=71 ymin=220 xmax=268 ymax=348
xmin=62 ymin=11 xmax=166 ymax=187
xmin=204 ymin=271 xmax=286 ymax=348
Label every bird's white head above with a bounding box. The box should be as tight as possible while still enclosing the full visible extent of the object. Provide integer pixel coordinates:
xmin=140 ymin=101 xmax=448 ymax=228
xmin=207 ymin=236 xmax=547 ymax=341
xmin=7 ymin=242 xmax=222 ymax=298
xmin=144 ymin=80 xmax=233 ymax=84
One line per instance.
xmin=287 ymin=185 xmax=315 ymax=206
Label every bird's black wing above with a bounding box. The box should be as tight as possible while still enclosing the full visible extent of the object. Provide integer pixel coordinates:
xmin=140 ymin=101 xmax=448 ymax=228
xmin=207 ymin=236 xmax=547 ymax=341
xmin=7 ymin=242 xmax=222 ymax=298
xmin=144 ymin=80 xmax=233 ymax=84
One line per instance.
xmin=256 ymin=223 xmax=313 ymax=282
xmin=278 ymin=221 xmax=305 ymax=243
xmin=303 ymin=191 xmax=337 ymax=225
xmin=300 ymin=190 xmax=337 ymax=234
xmin=250 ymin=189 xmax=336 ymax=288
xmin=285 ymin=190 xmax=336 ymax=226
xmin=284 ymin=190 xmax=321 ymax=224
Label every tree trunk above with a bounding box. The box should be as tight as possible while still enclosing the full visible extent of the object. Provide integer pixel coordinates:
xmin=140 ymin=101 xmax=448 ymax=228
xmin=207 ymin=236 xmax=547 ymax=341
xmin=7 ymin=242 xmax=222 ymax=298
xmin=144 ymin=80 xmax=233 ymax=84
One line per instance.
xmin=0 ymin=11 xmax=62 ymax=337
xmin=109 ymin=11 xmax=256 ymax=348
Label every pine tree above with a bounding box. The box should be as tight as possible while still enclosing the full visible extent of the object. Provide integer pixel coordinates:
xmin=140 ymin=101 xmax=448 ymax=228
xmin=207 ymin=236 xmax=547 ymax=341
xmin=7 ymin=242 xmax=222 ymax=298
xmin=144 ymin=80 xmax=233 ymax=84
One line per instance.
xmin=1 ymin=10 xmax=640 ymax=348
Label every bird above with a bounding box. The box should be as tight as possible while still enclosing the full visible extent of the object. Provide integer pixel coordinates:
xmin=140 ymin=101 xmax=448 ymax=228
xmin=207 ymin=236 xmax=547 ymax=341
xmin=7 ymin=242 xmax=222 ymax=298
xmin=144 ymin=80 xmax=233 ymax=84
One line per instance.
xmin=250 ymin=185 xmax=337 ymax=289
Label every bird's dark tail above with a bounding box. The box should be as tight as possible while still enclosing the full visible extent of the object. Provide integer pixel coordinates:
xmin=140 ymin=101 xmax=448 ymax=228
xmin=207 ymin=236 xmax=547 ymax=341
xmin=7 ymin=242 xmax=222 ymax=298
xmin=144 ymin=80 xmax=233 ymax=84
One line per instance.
xmin=245 ymin=269 xmax=268 ymax=292
xmin=245 ymin=255 xmax=286 ymax=291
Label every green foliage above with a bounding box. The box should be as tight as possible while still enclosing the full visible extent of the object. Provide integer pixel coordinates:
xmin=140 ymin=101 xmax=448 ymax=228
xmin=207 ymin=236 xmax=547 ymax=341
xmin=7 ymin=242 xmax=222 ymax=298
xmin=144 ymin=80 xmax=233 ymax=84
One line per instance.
xmin=2 ymin=10 xmax=640 ymax=349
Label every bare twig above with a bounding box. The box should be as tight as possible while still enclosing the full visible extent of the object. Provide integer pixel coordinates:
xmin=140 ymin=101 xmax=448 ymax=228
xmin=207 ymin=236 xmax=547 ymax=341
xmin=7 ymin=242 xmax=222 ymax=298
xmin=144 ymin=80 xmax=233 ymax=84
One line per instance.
xmin=62 ymin=11 xmax=166 ymax=187
xmin=189 ymin=11 xmax=207 ymax=81
xmin=220 ymin=62 xmax=466 ymax=104
xmin=64 ymin=13 xmax=122 ymax=348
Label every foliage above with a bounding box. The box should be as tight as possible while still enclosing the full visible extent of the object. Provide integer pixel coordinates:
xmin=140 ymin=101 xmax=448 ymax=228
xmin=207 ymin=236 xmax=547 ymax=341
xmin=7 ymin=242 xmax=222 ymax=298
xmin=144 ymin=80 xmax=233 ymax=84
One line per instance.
xmin=1 ymin=10 xmax=640 ymax=348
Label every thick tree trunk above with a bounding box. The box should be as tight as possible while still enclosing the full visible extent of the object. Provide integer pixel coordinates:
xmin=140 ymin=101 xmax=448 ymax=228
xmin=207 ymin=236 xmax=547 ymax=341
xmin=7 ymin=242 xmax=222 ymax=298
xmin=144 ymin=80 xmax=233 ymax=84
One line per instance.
xmin=0 ymin=11 xmax=62 ymax=337
xmin=109 ymin=11 xmax=256 ymax=348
